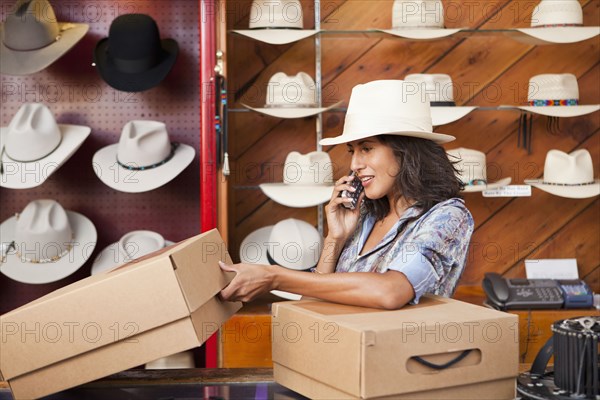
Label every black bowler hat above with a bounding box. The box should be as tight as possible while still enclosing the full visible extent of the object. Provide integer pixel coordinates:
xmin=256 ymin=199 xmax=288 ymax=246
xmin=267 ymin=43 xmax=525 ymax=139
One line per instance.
xmin=94 ymin=14 xmax=178 ymax=92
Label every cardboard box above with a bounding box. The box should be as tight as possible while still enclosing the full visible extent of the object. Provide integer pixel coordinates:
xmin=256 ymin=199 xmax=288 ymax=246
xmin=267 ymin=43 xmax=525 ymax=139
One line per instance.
xmin=272 ymin=296 xmax=518 ymax=399
xmin=0 ymin=229 xmax=242 ymax=399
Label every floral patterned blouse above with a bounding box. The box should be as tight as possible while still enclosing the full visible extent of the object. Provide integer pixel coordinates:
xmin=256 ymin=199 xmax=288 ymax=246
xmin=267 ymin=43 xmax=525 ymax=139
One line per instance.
xmin=335 ymin=198 xmax=474 ymax=303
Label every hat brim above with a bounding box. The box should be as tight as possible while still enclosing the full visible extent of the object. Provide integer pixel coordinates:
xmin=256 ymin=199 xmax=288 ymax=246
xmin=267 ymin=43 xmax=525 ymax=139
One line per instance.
xmin=463 ymin=177 xmax=512 ymax=193
xmin=91 ymin=239 xmax=175 ymax=275
xmin=320 ymin=129 xmax=455 ymax=146
xmin=0 ymin=124 xmax=91 ymax=189
xmin=380 ymin=28 xmax=463 ymax=40
xmin=242 ymin=102 xmax=341 ymax=119
xmin=431 ymin=106 xmax=477 ymax=126
xmin=239 ymin=226 xmax=302 ymax=300
xmin=94 ymin=38 xmax=179 ymax=92
xmin=259 ymin=183 xmax=334 ymax=208
xmin=513 ymin=27 xmax=600 ymax=45
xmin=525 ymin=179 xmax=600 ymax=199
xmin=515 ymin=105 xmax=600 ymax=118
xmin=232 ymin=29 xmax=319 ymax=45
xmin=0 ymin=22 xmax=89 ymax=76
xmin=0 ymin=211 xmax=97 ymax=284
xmin=92 ymin=142 xmax=195 ymax=193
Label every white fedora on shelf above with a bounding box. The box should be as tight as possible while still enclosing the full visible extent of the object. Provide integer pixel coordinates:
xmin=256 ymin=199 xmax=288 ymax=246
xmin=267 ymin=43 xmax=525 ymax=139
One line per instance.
xmin=239 ymin=218 xmax=323 ymax=300
xmin=91 ymin=230 xmax=175 ymax=275
xmin=93 ymin=120 xmax=195 ymax=193
xmin=405 ymin=73 xmax=477 ymax=126
xmin=233 ymin=0 xmax=318 ymax=45
xmin=242 ymin=72 xmax=340 ymax=119
xmin=447 ymin=148 xmax=512 ymax=193
xmin=320 ymin=80 xmax=455 ymax=146
xmin=0 ymin=103 xmax=91 ymax=189
xmin=525 ymin=149 xmax=599 ymax=198
xmin=380 ymin=0 xmax=463 ymax=40
xmin=515 ymin=0 xmax=600 ymax=45
xmin=0 ymin=0 xmax=89 ymax=75
xmin=259 ymin=151 xmax=334 ymax=208
xmin=0 ymin=199 xmax=97 ymax=284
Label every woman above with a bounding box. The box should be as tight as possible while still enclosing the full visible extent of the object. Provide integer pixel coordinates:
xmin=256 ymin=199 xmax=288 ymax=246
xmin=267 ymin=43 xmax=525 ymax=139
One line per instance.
xmin=220 ymin=80 xmax=474 ymax=310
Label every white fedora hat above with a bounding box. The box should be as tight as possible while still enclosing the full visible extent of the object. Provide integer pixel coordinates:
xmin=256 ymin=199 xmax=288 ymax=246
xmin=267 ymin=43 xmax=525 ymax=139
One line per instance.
xmin=320 ymin=80 xmax=455 ymax=146
xmin=242 ymin=72 xmax=340 ymax=119
xmin=91 ymin=230 xmax=175 ymax=275
xmin=233 ymin=0 xmax=318 ymax=45
xmin=93 ymin=120 xmax=195 ymax=193
xmin=239 ymin=218 xmax=323 ymax=300
xmin=260 ymin=151 xmax=334 ymax=207
xmin=0 ymin=199 xmax=97 ymax=284
xmin=525 ymin=149 xmax=599 ymax=198
xmin=0 ymin=0 xmax=89 ymax=75
xmin=405 ymin=73 xmax=477 ymax=126
xmin=515 ymin=0 xmax=600 ymax=45
xmin=0 ymin=103 xmax=91 ymax=189
xmin=380 ymin=0 xmax=463 ymax=40
xmin=447 ymin=148 xmax=512 ymax=193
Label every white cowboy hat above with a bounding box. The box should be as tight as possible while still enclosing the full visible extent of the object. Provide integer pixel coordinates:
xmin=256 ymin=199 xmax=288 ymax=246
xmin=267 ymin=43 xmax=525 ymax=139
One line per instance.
xmin=379 ymin=0 xmax=463 ymax=40
xmin=405 ymin=73 xmax=477 ymax=126
xmin=525 ymin=149 xmax=599 ymax=198
xmin=259 ymin=151 xmax=334 ymax=207
xmin=233 ymin=0 xmax=318 ymax=45
xmin=0 ymin=103 xmax=91 ymax=189
xmin=239 ymin=218 xmax=323 ymax=300
xmin=91 ymin=230 xmax=175 ymax=275
xmin=242 ymin=72 xmax=340 ymax=118
xmin=92 ymin=120 xmax=195 ymax=193
xmin=0 ymin=199 xmax=97 ymax=284
xmin=513 ymin=0 xmax=600 ymax=45
xmin=447 ymin=148 xmax=512 ymax=193
xmin=0 ymin=0 xmax=89 ymax=75
xmin=320 ymin=80 xmax=455 ymax=146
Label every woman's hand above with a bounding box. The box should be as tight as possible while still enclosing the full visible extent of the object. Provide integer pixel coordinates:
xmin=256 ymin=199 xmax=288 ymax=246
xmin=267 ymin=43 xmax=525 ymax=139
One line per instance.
xmin=219 ymin=261 xmax=275 ymax=302
xmin=325 ymin=174 xmax=365 ymax=241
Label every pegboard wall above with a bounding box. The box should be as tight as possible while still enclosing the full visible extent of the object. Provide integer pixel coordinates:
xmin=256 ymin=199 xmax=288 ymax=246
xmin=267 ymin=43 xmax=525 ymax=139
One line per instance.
xmin=0 ymin=1 xmax=202 ymax=315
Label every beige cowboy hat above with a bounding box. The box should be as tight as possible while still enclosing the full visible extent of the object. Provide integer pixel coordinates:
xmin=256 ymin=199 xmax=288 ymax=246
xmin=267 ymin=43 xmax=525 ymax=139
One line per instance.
xmin=525 ymin=149 xmax=599 ymax=199
xmin=0 ymin=103 xmax=91 ymax=189
xmin=259 ymin=151 xmax=334 ymax=207
xmin=0 ymin=0 xmax=89 ymax=75
xmin=447 ymin=148 xmax=512 ymax=193
xmin=233 ymin=0 xmax=319 ymax=45
xmin=92 ymin=120 xmax=195 ymax=193
xmin=320 ymin=80 xmax=455 ymax=146
xmin=0 ymin=199 xmax=97 ymax=284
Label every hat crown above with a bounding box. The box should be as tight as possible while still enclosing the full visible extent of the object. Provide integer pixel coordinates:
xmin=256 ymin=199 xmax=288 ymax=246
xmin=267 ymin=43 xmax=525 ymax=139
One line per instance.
xmin=265 ymin=72 xmax=317 ymax=107
xmin=107 ymin=14 xmax=162 ymax=62
xmin=392 ymin=0 xmax=444 ymax=29
xmin=14 ymin=199 xmax=73 ymax=262
xmin=5 ymin=103 xmax=62 ymax=161
xmin=3 ymin=0 xmax=60 ymax=51
xmin=268 ymin=218 xmax=323 ymax=269
xmin=117 ymin=120 xmax=172 ymax=167
xmin=528 ymin=73 xmax=580 ymax=101
xmin=531 ymin=0 xmax=583 ymax=27
xmin=249 ymin=0 xmax=304 ymax=29
xmin=405 ymin=73 xmax=454 ymax=102
xmin=447 ymin=147 xmax=488 ymax=183
xmin=118 ymin=230 xmax=165 ymax=260
xmin=283 ymin=151 xmax=334 ymax=185
xmin=543 ymin=149 xmax=595 ymax=184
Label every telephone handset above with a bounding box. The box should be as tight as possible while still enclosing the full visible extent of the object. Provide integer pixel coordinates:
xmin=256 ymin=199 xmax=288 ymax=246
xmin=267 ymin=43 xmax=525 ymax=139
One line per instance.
xmin=483 ymin=273 xmax=564 ymax=310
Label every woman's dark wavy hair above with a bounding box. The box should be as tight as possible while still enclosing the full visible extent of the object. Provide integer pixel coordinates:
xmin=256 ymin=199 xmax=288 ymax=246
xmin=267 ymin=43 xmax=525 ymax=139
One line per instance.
xmin=363 ymin=135 xmax=464 ymax=230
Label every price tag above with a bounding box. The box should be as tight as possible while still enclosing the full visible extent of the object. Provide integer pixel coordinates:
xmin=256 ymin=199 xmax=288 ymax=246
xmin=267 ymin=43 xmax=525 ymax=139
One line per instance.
xmin=482 ymin=185 xmax=532 ymax=197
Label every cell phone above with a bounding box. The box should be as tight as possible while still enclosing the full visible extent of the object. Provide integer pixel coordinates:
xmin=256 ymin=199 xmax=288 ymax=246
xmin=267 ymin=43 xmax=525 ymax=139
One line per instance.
xmin=339 ymin=171 xmax=364 ymax=210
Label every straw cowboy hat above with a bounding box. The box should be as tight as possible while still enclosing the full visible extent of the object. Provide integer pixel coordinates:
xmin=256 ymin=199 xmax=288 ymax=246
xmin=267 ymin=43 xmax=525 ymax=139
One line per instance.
xmin=320 ymin=80 xmax=455 ymax=146
xmin=379 ymin=0 xmax=463 ymax=40
xmin=0 ymin=103 xmax=91 ymax=189
xmin=94 ymin=14 xmax=179 ymax=92
xmin=447 ymin=148 xmax=512 ymax=193
xmin=405 ymin=73 xmax=477 ymax=126
xmin=0 ymin=0 xmax=89 ymax=75
xmin=242 ymin=72 xmax=340 ymax=118
xmin=259 ymin=151 xmax=334 ymax=207
xmin=525 ymin=149 xmax=599 ymax=199
xmin=514 ymin=0 xmax=600 ymax=45
xmin=91 ymin=230 xmax=174 ymax=275
xmin=239 ymin=218 xmax=323 ymax=300
xmin=0 ymin=199 xmax=97 ymax=284
xmin=92 ymin=120 xmax=195 ymax=193
xmin=233 ymin=0 xmax=318 ymax=45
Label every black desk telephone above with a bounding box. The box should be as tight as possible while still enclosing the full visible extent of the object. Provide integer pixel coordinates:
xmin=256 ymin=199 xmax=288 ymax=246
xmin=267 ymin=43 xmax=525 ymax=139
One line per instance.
xmin=483 ymin=273 xmax=594 ymax=310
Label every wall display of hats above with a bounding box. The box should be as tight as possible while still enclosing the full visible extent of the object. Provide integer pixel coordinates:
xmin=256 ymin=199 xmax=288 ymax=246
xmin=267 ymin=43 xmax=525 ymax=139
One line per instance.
xmin=447 ymin=148 xmax=512 ymax=193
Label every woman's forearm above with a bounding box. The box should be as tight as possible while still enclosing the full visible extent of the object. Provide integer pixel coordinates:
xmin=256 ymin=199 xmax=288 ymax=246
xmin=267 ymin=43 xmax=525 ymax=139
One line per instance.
xmin=314 ymin=236 xmax=347 ymax=274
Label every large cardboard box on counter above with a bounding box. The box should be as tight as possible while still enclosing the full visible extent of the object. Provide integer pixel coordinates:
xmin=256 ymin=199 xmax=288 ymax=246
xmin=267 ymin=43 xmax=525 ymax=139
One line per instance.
xmin=272 ymin=296 xmax=519 ymax=399
xmin=0 ymin=229 xmax=242 ymax=400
